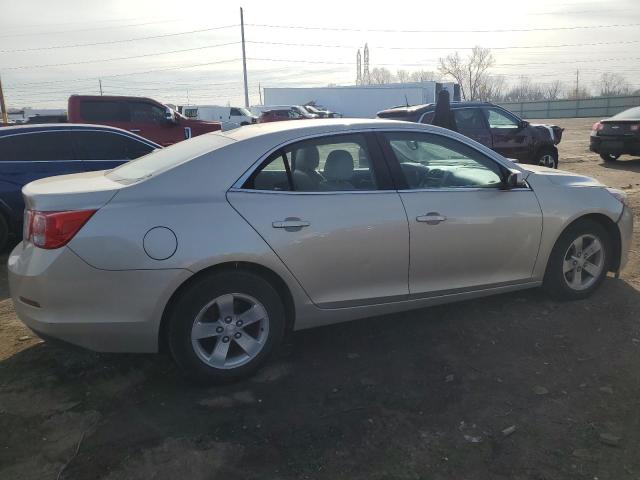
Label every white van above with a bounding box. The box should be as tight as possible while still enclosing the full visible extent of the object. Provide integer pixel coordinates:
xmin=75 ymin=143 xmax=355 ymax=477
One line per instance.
xmin=180 ymin=105 xmax=257 ymax=130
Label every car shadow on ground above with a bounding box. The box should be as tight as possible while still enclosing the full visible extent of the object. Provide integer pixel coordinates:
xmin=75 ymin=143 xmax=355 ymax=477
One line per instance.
xmin=2 ymin=277 xmax=640 ymax=479
xmin=601 ymin=157 xmax=640 ymax=173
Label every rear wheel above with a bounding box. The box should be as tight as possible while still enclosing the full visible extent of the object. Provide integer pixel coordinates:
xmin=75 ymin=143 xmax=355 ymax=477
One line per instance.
xmin=168 ymin=270 xmax=285 ymax=383
xmin=543 ymin=220 xmax=611 ymax=300
xmin=538 ymin=148 xmax=558 ymax=169
xmin=600 ymin=153 xmax=620 ymax=162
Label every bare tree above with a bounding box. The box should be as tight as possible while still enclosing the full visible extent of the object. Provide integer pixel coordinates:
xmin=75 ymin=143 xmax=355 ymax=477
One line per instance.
xmin=409 ymin=70 xmax=440 ymax=82
xmin=369 ymin=67 xmax=395 ymax=85
xmin=597 ymin=73 xmax=631 ymax=97
xmin=566 ymin=85 xmax=591 ymax=100
xmin=438 ymin=46 xmax=494 ymax=100
xmin=395 ymin=69 xmax=411 ymax=83
xmin=478 ymin=75 xmax=507 ymax=102
xmin=544 ymin=80 xmax=564 ymax=100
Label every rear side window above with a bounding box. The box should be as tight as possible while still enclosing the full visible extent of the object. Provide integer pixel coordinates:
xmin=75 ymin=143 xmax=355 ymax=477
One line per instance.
xmin=79 ymin=101 xmax=129 ymax=122
xmin=73 ymin=131 xmax=154 ymax=160
xmin=0 ymin=132 xmax=74 ymax=161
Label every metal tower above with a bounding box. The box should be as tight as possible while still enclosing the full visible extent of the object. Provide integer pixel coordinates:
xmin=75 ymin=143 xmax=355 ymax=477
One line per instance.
xmin=363 ymin=43 xmax=370 ymax=85
xmin=356 ymin=49 xmax=362 ymax=85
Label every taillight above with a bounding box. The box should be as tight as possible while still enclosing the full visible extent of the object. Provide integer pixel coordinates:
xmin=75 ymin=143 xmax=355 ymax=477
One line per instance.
xmin=631 ymin=124 xmax=640 ymax=132
xmin=24 ymin=210 xmax=96 ymax=249
xmin=592 ymin=121 xmax=604 ymax=132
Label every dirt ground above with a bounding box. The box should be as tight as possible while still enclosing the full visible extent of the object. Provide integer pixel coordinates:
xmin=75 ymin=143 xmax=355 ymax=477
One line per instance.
xmin=1 ymin=117 xmax=639 ymax=480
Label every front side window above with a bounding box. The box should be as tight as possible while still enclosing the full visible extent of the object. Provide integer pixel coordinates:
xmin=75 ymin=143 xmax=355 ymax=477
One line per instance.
xmin=0 ymin=132 xmax=74 ymax=161
xmin=484 ymin=108 xmax=520 ymax=129
xmin=244 ymin=134 xmax=378 ymax=192
xmin=384 ymin=132 xmax=503 ymax=189
xmin=453 ymin=108 xmax=486 ymax=130
xmin=130 ymin=102 xmax=166 ymax=124
xmin=74 ymin=131 xmax=154 ymax=160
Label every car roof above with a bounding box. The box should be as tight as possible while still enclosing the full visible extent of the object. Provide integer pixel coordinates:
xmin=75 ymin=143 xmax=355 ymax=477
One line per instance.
xmin=0 ymin=123 xmax=161 ymax=145
xmin=380 ymin=101 xmax=496 ymax=115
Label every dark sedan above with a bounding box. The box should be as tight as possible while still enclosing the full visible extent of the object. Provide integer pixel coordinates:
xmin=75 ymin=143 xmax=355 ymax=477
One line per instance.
xmin=0 ymin=123 xmax=159 ymax=250
xmin=590 ymin=106 xmax=640 ymax=162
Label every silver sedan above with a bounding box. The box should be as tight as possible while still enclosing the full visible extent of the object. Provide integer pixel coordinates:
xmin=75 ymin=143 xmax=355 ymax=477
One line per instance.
xmin=9 ymin=119 xmax=634 ymax=382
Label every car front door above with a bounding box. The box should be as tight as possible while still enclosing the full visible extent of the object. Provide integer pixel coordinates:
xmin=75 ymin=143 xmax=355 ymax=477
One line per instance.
xmin=452 ymin=107 xmax=492 ymax=147
xmin=72 ymin=130 xmax=157 ymax=172
xmin=483 ymin=107 xmax=531 ymax=161
xmin=227 ymin=132 xmax=409 ymax=308
xmin=129 ymin=101 xmax=180 ymax=146
xmin=379 ymin=130 xmax=542 ymax=296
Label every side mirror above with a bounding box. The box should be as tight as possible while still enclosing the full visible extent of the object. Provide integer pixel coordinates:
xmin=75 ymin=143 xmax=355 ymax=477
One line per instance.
xmin=504 ymin=169 xmax=525 ymax=189
xmin=519 ymin=119 xmax=529 ymax=129
xmin=165 ymin=108 xmax=177 ymax=124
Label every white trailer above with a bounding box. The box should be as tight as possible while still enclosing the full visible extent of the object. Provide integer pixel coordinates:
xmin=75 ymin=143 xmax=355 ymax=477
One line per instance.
xmin=263 ymin=82 xmax=458 ymax=118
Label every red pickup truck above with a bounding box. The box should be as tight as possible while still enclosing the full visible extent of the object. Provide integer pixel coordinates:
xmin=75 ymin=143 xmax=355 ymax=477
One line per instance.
xmin=67 ymin=95 xmax=221 ymax=146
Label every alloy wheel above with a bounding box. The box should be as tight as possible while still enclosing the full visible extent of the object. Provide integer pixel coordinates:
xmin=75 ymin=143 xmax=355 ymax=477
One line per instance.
xmin=562 ymin=234 xmax=605 ymax=291
xmin=540 ymin=154 xmax=556 ymax=168
xmin=191 ymin=293 xmax=270 ymax=369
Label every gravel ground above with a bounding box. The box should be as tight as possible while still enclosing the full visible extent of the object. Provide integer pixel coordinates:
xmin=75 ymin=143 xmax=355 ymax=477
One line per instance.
xmin=0 ymin=117 xmax=639 ymax=480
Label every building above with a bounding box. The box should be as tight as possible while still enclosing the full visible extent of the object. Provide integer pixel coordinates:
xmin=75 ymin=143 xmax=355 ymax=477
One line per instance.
xmin=263 ymin=81 xmax=460 ymax=118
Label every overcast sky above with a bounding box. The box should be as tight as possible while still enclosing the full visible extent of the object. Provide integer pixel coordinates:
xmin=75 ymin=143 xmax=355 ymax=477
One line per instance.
xmin=1 ymin=0 xmax=639 ymax=109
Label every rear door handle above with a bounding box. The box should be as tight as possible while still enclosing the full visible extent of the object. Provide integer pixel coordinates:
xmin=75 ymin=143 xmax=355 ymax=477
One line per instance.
xmin=272 ymin=218 xmax=310 ymax=230
xmin=416 ymin=212 xmax=447 ymax=225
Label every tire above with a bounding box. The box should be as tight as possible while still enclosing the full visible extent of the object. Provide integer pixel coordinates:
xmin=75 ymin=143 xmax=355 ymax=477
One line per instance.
xmin=168 ymin=270 xmax=286 ymax=384
xmin=0 ymin=214 xmax=9 ymax=253
xmin=543 ymin=220 xmax=611 ymax=301
xmin=538 ymin=148 xmax=558 ymax=169
xmin=600 ymin=153 xmax=620 ymax=162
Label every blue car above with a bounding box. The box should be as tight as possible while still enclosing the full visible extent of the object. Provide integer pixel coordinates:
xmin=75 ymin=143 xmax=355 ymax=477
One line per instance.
xmin=0 ymin=124 xmax=160 ymax=250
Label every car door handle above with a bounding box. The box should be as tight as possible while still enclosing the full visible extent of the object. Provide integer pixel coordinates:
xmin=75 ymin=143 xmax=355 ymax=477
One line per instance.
xmin=272 ymin=219 xmax=310 ymax=229
xmin=129 ymin=129 xmax=141 ymax=133
xmin=416 ymin=212 xmax=447 ymax=225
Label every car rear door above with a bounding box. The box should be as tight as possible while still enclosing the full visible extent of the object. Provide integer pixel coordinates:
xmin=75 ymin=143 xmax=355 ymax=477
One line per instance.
xmin=72 ymin=130 xmax=157 ymax=172
xmin=452 ymin=107 xmax=492 ymax=147
xmin=0 ymin=130 xmax=85 ymax=218
xmin=483 ymin=107 xmax=531 ymax=161
xmin=379 ymin=130 xmax=542 ymax=296
xmin=227 ymin=132 xmax=410 ymax=308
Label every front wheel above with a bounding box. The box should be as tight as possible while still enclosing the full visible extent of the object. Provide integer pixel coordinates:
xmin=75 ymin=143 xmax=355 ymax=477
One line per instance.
xmin=168 ymin=270 xmax=286 ymax=383
xmin=543 ymin=220 xmax=611 ymax=300
xmin=600 ymin=153 xmax=620 ymax=162
xmin=538 ymin=148 xmax=558 ymax=169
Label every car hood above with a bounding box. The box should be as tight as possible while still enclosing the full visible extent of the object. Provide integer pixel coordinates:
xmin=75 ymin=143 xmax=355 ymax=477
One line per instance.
xmin=519 ymin=164 xmax=604 ymax=187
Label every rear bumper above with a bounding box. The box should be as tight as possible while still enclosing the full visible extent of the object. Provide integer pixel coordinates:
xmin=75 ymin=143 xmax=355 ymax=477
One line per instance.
xmin=8 ymin=242 xmax=191 ymax=353
xmin=617 ymin=205 xmax=634 ymax=273
xmin=590 ymin=135 xmax=640 ymax=155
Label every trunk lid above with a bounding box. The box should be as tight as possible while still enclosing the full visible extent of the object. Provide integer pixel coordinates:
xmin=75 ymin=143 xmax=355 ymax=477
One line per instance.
xmin=600 ymin=120 xmax=638 ymax=136
xmin=23 ymin=170 xmax=123 ymax=211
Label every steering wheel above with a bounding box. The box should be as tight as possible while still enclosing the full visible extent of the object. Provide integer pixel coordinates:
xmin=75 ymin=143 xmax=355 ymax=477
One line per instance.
xmin=419 ymin=169 xmax=452 ymax=188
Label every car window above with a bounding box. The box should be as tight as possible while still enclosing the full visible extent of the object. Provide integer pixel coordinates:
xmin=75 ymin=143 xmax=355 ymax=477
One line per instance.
xmin=230 ymin=108 xmax=242 ymax=116
xmin=183 ymin=108 xmax=198 ymax=118
xmin=244 ymin=134 xmax=378 ymax=192
xmin=384 ymin=132 xmax=503 ymax=189
xmin=420 ymin=112 xmax=435 ymax=124
xmin=79 ymin=101 xmax=130 ymax=122
xmin=612 ymin=106 xmax=640 ymax=120
xmin=74 ymin=131 xmax=155 ymax=160
xmin=0 ymin=132 xmax=74 ymax=161
xmin=453 ymin=108 xmax=486 ymax=130
xmin=485 ymin=108 xmax=520 ymax=129
xmin=130 ymin=102 xmax=166 ymax=124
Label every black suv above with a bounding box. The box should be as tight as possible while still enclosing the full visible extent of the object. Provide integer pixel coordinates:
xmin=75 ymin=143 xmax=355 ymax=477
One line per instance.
xmin=378 ymin=102 xmax=563 ymax=168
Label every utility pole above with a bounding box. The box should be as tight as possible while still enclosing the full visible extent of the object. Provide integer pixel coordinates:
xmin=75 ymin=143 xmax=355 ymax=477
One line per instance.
xmin=258 ymin=82 xmax=262 ymax=104
xmin=240 ymin=7 xmax=249 ymax=108
xmin=0 ymin=75 xmax=8 ymax=125
xmin=575 ymin=69 xmax=579 ymax=99
xmin=99 ymin=79 xmax=103 ymax=96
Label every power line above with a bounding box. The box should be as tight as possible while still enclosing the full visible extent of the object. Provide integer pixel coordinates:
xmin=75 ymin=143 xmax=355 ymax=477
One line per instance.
xmin=0 ymin=19 xmax=182 ymax=38
xmin=0 ymin=25 xmax=239 ymax=53
xmin=3 ymin=42 xmax=241 ymax=70
xmin=246 ymin=22 xmax=640 ymax=33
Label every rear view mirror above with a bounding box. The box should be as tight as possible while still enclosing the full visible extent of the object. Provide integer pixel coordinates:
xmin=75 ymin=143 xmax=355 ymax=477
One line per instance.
xmin=504 ymin=169 xmax=525 ymax=189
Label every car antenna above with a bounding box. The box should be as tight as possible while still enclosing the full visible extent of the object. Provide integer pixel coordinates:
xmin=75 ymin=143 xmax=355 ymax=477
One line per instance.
xmin=405 ymin=94 xmax=409 ymax=107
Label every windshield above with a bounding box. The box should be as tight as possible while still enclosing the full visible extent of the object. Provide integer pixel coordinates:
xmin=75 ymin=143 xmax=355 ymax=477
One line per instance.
xmin=612 ymin=106 xmax=640 ymax=120
xmin=106 ymin=133 xmax=233 ymax=184
xmin=236 ymin=107 xmax=253 ymax=116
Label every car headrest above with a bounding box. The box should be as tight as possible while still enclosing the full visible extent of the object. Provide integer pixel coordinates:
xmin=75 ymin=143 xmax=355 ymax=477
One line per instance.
xmin=295 ymin=146 xmax=320 ymax=171
xmin=324 ymin=150 xmax=354 ymax=181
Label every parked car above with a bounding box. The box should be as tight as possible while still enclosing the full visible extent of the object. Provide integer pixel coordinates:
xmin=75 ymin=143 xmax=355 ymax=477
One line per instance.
xmin=253 ymin=105 xmax=318 ymax=119
xmin=68 ymin=95 xmax=221 ymax=146
xmin=303 ymin=104 xmax=341 ymax=118
xmin=180 ymin=105 xmax=257 ymax=128
xmin=257 ymin=108 xmax=309 ymax=123
xmin=0 ymin=123 xmax=159 ymax=250
xmin=9 ymin=119 xmax=632 ymax=383
xmin=378 ymin=102 xmax=563 ymax=168
xmin=590 ymin=106 xmax=640 ymax=162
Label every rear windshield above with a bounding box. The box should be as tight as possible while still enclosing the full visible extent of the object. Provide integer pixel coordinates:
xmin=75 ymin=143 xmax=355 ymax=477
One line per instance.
xmin=612 ymin=106 xmax=640 ymax=120
xmin=106 ymin=133 xmax=233 ymax=184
